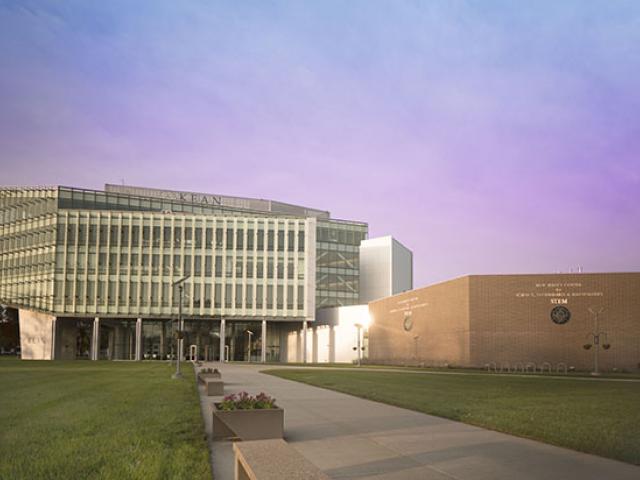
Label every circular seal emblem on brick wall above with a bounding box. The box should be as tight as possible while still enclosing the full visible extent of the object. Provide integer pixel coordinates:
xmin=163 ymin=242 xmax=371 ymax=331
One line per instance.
xmin=403 ymin=312 xmax=413 ymax=331
xmin=550 ymin=306 xmax=571 ymax=325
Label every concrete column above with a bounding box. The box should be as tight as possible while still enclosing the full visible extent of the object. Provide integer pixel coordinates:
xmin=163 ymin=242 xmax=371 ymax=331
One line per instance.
xmin=160 ymin=321 xmax=165 ymax=359
xmin=91 ymin=317 xmax=100 ymax=360
xmin=302 ymin=320 xmax=308 ymax=364
xmin=219 ymin=318 xmax=226 ymax=362
xmin=51 ymin=317 xmax=57 ymax=360
xmin=135 ymin=318 xmax=142 ymax=361
xmin=312 ymin=326 xmax=318 ymax=363
xmin=261 ymin=319 xmax=267 ymax=363
xmin=329 ymin=325 xmax=336 ymax=363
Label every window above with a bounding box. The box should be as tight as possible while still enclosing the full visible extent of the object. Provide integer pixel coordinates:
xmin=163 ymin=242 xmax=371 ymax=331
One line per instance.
xmin=120 ymin=225 xmax=129 ymax=246
xmin=287 ymin=258 xmax=294 ymax=279
xmin=246 ymin=284 xmax=253 ymax=309
xmin=256 ymin=258 xmax=264 ymax=277
xmin=204 ymin=283 xmax=211 ymax=308
xmin=214 ymin=283 xmax=222 ymax=308
xmin=298 ymin=231 xmax=305 ymax=252
xmin=226 ymin=228 xmax=233 ymax=249
xmin=277 ymin=230 xmax=285 ymax=252
xmin=247 ymin=229 xmax=254 ymax=250
xmin=192 ymin=283 xmax=200 ymax=308
xmin=78 ymin=223 xmax=87 ymax=244
xmin=257 ymin=229 xmax=264 ymax=250
xmin=256 ymin=285 xmax=263 ymax=309
xmin=276 ymin=285 xmax=283 ymax=309
xmin=143 ymin=226 xmax=151 ymax=246
xmin=288 ymin=230 xmax=295 ymax=252
xmin=225 ymin=256 xmax=233 ymax=277
xmin=163 ymin=226 xmax=172 ymax=247
xmin=277 ymin=259 xmax=284 ymax=279
xmin=246 ymin=258 xmax=253 ymax=277
xmin=99 ymin=225 xmax=108 ymax=246
xmin=235 ymin=259 xmax=243 ymax=278
xmin=236 ymin=229 xmax=243 ymax=250
xmin=224 ymin=284 xmax=232 ymax=308
xmin=267 ymin=285 xmax=273 ymax=309
xmin=215 ymin=255 xmax=222 ymax=277
xmin=205 ymin=228 xmax=213 ymax=248
xmin=287 ymin=285 xmax=294 ymax=309
xmin=131 ymin=225 xmax=140 ymax=247
xmin=162 ymin=283 xmax=170 ymax=306
xmin=235 ymin=285 xmax=243 ymax=308
xmin=267 ymin=257 xmax=274 ymax=277
xmin=297 ymin=286 xmax=304 ymax=310
xmin=153 ymin=226 xmax=161 ymax=247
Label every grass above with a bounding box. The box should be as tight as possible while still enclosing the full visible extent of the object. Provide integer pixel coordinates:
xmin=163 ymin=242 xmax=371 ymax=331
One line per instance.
xmin=265 ymin=368 xmax=640 ymax=465
xmin=0 ymin=359 xmax=211 ymax=480
xmin=259 ymin=361 xmax=640 ymax=379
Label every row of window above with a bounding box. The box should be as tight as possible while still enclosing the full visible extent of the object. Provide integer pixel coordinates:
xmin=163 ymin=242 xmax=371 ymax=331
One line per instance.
xmin=52 ymin=252 xmax=305 ymax=279
xmin=56 ymin=224 xmax=306 ymax=252
xmin=54 ymin=280 xmax=305 ymax=311
xmin=59 ymin=187 xmax=233 ymax=217
xmin=317 ymin=225 xmax=367 ymax=246
xmin=0 ymin=194 xmax=57 ymax=225
xmin=0 ymin=227 xmax=56 ymax=252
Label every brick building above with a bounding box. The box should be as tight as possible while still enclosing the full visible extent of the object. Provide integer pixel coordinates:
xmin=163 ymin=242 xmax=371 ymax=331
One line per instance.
xmin=368 ymin=273 xmax=640 ymax=372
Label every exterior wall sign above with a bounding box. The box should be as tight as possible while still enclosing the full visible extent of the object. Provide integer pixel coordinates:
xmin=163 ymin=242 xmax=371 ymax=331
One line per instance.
xmin=515 ymin=282 xmax=603 ymax=305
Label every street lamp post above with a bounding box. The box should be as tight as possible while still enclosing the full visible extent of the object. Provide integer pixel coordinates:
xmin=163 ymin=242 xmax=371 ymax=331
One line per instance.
xmin=583 ymin=307 xmax=610 ymax=376
xmin=246 ymin=330 xmax=254 ymax=362
xmin=172 ymin=275 xmax=190 ymax=379
xmin=354 ymin=323 xmax=363 ymax=367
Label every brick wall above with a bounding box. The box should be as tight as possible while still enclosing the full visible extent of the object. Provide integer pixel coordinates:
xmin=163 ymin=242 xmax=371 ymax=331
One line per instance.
xmin=368 ymin=273 xmax=640 ymax=372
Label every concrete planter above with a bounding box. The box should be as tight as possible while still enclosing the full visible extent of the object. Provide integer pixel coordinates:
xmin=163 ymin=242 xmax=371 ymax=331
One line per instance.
xmin=212 ymin=404 xmax=284 ymax=441
xmin=198 ymin=371 xmax=221 ymax=383
xmin=205 ymin=379 xmax=224 ymax=396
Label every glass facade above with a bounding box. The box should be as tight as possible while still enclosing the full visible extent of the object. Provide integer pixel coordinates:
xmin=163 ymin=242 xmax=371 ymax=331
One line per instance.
xmin=0 ymin=188 xmax=58 ymax=312
xmin=316 ymin=220 xmax=367 ymax=308
xmin=1 ymin=186 xmax=368 ymax=323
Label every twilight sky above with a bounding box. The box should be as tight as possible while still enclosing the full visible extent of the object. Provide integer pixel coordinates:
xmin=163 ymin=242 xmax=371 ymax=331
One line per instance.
xmin=1 ymin=1 xmax=639 ymax=288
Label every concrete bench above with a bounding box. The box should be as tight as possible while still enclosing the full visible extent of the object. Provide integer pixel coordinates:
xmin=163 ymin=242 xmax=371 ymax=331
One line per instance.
xmin=233 ymin=439 xmax=329 ymax=480
xmin=205 ymin=378 xmax=224 ymax=396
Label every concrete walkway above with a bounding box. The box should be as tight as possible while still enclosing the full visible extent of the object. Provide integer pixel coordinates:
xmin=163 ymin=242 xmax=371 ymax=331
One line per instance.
xmin=197 ymin=363 xmax=638 ymax=480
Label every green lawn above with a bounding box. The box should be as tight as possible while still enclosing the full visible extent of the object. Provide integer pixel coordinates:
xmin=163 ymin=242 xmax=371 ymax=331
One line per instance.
xmin=265 ymin=368 xmax=640 ymax=465
xmin=0 ymin=359 xmax=211 ymax=480
xmin=260 ymin=361 xmax=640 ymax=379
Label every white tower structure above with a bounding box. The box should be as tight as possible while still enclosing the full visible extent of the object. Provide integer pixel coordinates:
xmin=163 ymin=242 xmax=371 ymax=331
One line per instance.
xmin=359 ymin=236 xmax=413 ymax=303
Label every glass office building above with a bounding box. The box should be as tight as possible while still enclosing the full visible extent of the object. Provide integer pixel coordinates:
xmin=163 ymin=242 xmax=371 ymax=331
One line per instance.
xmin=0 ymin=184 xmax=367 ymax=361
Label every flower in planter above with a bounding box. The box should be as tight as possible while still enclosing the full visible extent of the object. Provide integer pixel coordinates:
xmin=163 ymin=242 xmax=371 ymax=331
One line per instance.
xmin=218 ymin=392 xmax=277 ymax=410
xmin=236 ymin=391 xmax=254 ymax=410
xmin=219 ymin=394 xmax=237 ymax=410
xmin=254 ymin=392 xmax=276 ymax=409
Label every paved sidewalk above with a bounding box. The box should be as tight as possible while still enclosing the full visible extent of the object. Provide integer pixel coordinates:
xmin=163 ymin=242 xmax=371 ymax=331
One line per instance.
xmin=198 ymin=363 xmax=638 ymax=480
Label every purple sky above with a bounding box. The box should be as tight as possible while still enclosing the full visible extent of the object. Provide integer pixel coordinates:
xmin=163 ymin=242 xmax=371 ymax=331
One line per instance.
xmin=1 ymin=1 xmax=639 ymax=288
